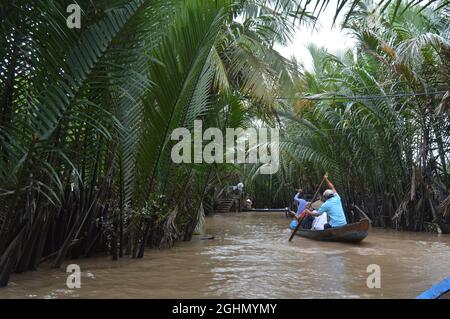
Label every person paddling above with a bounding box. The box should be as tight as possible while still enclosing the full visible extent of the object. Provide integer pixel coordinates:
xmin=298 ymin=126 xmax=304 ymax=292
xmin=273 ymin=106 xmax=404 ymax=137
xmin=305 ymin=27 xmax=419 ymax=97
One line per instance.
xmin=305 ymin=175 xmax=347 ymax=229
xmin=289 ymin=188 xmax=313 ymax=229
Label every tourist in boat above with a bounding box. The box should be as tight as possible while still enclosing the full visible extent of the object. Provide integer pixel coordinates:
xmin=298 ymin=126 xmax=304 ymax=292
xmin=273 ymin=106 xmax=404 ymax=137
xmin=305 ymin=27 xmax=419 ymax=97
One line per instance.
xmin=244 ymin=196 xmax=253 ymax=210
xmin=290 ymin=188 xmax=313 ymax=229
xmin=311 ymin=212 xmax=328 ymax=230
xmin=305 ymin=175 xmax=347 ymax=229
xmin=294 ymin=188 xmax=308 ymax=215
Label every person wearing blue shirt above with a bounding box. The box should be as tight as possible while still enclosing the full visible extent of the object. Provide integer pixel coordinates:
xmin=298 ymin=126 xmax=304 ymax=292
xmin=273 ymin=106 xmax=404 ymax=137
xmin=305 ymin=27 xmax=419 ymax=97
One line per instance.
xmin=289 ymin=189 xmax=310 ymax=229
xmin=305 ymin=175 xmax=347 ymax=229
xmin=294 ymin=189 xmax=308 ymax=215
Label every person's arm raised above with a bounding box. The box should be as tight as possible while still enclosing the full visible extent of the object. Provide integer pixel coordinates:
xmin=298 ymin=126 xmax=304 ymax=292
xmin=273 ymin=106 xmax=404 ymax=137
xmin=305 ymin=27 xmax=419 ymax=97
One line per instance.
xmin=324 ymin=175 xmax=336 ymax=193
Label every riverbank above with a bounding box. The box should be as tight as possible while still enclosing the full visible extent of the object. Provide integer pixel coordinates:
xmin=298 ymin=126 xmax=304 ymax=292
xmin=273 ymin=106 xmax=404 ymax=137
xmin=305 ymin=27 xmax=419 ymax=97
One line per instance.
xmin=1 ymin=212 xmax=449 ymax=299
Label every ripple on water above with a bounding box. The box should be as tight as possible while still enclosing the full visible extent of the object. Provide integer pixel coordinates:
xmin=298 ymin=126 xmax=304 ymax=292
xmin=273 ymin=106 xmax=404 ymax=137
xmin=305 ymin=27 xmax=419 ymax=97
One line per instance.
xmin=1 ymin=212 xmax=450 ymax=298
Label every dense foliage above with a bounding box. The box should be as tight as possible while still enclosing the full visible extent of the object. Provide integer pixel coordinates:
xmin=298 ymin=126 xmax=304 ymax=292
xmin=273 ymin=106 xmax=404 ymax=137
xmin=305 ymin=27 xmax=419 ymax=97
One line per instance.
xmin=0 ymin=0 xmax=448 ymax=286
xmin=249 ymin=2 xmax=450 ymax=233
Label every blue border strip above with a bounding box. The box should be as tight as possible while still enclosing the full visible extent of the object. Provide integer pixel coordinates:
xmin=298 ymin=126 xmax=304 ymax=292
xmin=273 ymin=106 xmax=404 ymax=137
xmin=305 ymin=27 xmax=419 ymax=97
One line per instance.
xmin=416 ymin=277 xmax=450 ymax=299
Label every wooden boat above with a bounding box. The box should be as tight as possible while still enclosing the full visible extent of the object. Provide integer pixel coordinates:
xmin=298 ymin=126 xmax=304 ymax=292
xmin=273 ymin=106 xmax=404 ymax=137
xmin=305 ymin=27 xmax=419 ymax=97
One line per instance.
xmin=291 ymin=219 xmax=370 ymax=242
xmin=416 ymin=277 xmax=450 ymax=299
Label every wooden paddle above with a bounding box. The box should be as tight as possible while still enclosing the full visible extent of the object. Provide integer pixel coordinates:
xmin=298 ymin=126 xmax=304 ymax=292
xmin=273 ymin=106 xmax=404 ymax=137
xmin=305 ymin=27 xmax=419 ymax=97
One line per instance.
xmin=288 ymin=176 xmax=326 ymax=241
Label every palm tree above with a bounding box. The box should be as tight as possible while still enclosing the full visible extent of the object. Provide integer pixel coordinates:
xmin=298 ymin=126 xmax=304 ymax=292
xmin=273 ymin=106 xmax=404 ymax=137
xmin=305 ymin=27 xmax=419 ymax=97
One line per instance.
xmin=258 ymin=1 xmax=449 ymax=232
xmin=0 ymin=0 xmax=307 ymax=286
xmin=0 ymin=0 xmax=445 ymax=287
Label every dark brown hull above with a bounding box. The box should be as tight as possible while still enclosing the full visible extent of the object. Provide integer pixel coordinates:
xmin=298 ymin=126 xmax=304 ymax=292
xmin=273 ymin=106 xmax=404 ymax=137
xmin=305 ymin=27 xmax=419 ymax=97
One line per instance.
xmin=293 ymin=219 xmax=370 ymax=242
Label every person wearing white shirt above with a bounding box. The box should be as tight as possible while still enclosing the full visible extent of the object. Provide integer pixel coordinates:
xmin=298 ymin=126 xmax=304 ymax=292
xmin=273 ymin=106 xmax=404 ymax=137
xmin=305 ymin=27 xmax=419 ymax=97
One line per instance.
xmin=311 ymin=212 xmax=328 ymax=230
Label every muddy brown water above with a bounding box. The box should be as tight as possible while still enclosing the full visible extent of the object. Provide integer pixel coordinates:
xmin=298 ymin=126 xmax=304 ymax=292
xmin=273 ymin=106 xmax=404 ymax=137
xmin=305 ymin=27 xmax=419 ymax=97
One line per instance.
xmin=1 ymin=212 xmax=450 ymax=299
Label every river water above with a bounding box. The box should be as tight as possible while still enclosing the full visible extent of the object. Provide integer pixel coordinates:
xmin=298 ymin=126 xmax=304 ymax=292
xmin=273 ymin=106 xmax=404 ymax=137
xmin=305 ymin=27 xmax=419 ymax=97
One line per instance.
xmin=1 ymin=212 xmax=450 ymax=299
